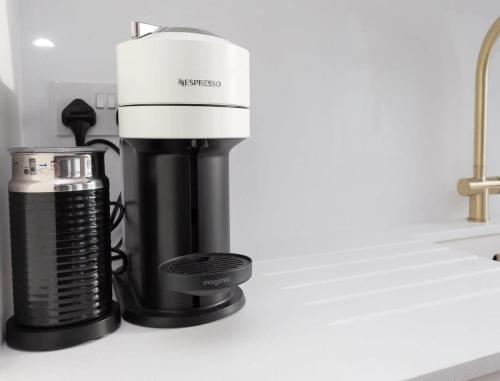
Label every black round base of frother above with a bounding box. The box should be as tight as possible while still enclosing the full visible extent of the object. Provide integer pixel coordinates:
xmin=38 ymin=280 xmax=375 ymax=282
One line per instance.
xmin=113 ymin=272 xmax=246 ymax=328
xmin=6 ymin=301 xmax=121 ymax=351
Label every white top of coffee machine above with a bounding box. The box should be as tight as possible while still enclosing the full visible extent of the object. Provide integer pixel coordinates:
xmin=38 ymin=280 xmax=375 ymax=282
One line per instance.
xmin=116 ymin=22 xmax=250 ymax=139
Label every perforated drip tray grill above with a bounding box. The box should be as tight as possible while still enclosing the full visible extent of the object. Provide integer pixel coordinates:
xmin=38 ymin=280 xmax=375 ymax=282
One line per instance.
xmin=165 ymin=254 xmax=250 ymax=275
xmin=160 ymin=253 xmax=252 ymax=295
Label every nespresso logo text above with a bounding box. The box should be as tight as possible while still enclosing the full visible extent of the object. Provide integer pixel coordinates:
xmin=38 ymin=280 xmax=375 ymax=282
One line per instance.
xmin=203 ymin=276 xmax=230 ymax=287
xmin=177 ymin=78 xmax=222 ymax=87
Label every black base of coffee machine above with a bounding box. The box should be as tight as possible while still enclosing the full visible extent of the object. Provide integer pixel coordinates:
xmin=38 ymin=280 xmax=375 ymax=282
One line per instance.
xmin=6 ymin=301 xmax=121 ymax=351
xmin=113 ymin=272 xmax=246 ymax=328
xmin=118 ymin=139 xmax=252 ymax=328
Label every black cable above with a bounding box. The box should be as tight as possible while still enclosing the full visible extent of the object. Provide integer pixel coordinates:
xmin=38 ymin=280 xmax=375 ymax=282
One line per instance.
xmin=64 ymin=102 xmax=128 ymax=271
xmin=110 ymin=193 xmax=122 ymax=227
xmin=110 ymin=200 xmax=125 ymax=230
xmin=84 ymin=138 xmax=127 ymax=267
xmin=85 ymin=139 xmax=120 ymax=154
xmin=114 ymin=237 xmax=123 ymax=249
xmin=84 ymin=139 xmax=122 ymax=227
xmin=111 ymin=247 xmax=128 ymax=275
xmin=70 ymin=121 xmax=91 ymax=146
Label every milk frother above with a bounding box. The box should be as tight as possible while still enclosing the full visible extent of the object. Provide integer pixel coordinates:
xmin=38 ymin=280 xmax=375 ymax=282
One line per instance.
xmin=6 ymin=148 xmax=120 ymax=350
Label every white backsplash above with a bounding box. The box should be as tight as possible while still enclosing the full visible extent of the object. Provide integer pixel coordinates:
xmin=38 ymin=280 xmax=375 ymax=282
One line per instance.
xmin=11 ymin=0 xmax=500 ymax=258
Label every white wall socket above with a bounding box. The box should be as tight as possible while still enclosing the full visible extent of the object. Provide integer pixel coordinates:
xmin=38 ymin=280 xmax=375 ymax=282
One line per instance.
xmin=53 ymin=81 xmax=119 ymax=137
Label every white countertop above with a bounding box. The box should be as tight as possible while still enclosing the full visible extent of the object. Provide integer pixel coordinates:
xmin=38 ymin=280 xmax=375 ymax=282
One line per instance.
xmin=3 ymin=218 xmax=500 ymax=381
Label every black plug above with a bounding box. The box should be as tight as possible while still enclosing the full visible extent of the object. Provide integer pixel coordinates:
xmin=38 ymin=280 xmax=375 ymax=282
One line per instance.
xmin=61 ymin=99 xmax=96 ymax=146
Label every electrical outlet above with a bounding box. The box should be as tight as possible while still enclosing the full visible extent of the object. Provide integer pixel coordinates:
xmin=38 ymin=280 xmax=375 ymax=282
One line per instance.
xmin=53 ymin=81 xmax=118 ymax=137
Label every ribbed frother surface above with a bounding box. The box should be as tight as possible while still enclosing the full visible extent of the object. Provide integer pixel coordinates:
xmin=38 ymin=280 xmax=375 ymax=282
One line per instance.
xmin=9 ymin=189 xmax=113 ymax=328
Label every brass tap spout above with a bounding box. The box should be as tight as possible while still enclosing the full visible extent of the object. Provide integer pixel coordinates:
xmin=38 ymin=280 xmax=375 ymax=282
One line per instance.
xmin=457 ymin=17 xmax=500 ymax=223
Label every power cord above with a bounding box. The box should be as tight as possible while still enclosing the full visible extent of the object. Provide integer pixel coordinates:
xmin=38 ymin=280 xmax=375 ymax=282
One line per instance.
xmin=61 ymin=99 xmax=96 ymax=146
xmin=62 ymin=99 xmax=127 ymax=273
xmin=84 ymin=139 xmax=127 ymax=274
xmin=85 ymin=139 xmax=123 ymax=247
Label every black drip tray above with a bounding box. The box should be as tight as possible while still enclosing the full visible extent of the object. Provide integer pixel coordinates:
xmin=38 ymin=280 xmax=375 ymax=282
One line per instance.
xmin=160 ymin=253 xmax=252 ymax=295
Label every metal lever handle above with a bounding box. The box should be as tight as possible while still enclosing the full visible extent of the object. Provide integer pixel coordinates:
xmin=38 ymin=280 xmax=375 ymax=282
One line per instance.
xmin=457 ymin=177 xmax=500 ymax=196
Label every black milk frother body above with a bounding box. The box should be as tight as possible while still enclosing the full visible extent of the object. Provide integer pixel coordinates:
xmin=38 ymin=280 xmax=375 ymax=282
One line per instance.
xmin=6 ymin=147 xmax=120 ymax=351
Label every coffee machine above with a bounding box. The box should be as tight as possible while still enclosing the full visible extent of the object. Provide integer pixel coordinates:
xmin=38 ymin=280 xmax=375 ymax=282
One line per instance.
xmin=113 ymin=22 xmax=252 ymax=327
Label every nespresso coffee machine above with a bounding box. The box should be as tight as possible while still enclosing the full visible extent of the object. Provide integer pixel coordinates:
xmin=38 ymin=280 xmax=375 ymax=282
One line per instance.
xmin=113 ymin=22 xmax=252 ymax=327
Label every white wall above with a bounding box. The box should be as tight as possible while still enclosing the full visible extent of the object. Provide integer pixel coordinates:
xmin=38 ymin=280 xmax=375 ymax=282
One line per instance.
xmin=0 ymin=0 xmax=21 ymax=339
xmin=16 ymin=0 xmax=500 ymax=259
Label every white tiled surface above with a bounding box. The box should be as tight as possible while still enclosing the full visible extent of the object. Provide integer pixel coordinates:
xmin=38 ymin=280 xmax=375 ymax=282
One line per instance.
xmin=3 ymin=223 xmax=500 ymax=380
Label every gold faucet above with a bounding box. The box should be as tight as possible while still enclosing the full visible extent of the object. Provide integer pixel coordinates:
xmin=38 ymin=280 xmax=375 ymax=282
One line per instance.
xmin=457 ymin=17 xmax=500 ymax=223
